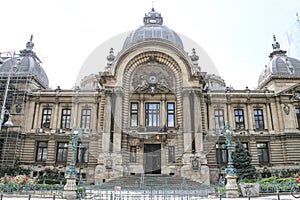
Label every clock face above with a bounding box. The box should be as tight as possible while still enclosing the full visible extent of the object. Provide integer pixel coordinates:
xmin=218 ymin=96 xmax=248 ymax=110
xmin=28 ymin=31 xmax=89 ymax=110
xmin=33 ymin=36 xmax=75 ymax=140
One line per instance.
xmin=148 ymin=75 xmax=157 ymax=83
xmin=149 ymin=19 xmax=157 ymax=23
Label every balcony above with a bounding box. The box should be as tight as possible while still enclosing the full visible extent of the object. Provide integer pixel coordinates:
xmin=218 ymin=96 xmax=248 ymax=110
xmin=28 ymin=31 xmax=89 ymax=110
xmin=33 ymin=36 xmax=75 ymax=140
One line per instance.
xmin=127 ymin=126 xmax=177 ymax=140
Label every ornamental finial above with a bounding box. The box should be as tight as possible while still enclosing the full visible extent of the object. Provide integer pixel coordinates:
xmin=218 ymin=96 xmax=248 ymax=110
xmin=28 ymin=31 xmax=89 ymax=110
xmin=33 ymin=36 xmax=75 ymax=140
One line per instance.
xmin=106 ymin=48 xmax=115 ymax=64
xmin=26 ymin=34 xmax=34 ymax=50
xmin=269 ymin=34 xmax=287 ymax=58
xmin=272 ymin=34 xmax=280 ymax=50
xmin=152 ymin=0 xmax=154 ymax=10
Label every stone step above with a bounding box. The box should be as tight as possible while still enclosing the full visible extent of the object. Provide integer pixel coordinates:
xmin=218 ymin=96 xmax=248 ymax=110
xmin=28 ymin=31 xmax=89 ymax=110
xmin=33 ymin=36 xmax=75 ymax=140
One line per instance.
xmin=101 ymin=175 xmax=210 ymax=190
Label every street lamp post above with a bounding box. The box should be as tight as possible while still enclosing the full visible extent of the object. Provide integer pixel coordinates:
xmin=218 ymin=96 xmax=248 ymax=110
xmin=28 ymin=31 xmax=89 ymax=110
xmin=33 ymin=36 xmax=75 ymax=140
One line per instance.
xmin=0 ymin=52 xmax=19 ymax=133
xmin=221 ymin=121 xmax=239 ymax=198
xmin=222 ymin=122 xmax=236 ymax=176
xmin=63 ymin=127 xmax=82 ymax=199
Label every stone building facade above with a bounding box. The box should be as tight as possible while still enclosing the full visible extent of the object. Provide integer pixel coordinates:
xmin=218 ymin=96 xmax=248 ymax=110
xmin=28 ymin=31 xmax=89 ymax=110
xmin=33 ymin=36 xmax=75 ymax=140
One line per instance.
xmin=1 ymin=9 xmax=300 ymax=185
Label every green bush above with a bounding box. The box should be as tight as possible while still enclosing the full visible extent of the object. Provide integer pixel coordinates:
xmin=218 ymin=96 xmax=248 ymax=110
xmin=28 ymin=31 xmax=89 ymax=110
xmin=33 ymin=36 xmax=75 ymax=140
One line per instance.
xmin=260 ymin=176 xmax=275 ymax=183
xmin=242 ymin=178 xmax=257 ymax=183
xmin=260 ymin=176 xmax=297 ymax=184
xmin=36 ymin=168 xmax=65 ymax=185
xmin=232 ymin=140 xmax=257 ymax=181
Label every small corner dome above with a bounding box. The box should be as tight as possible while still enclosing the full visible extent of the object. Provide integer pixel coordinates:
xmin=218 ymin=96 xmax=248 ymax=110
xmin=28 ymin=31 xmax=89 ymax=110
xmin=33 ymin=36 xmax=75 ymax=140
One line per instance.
xmin=123 ymin=8 xmax=184 ymax=49
xmin=258 ymin=35 xmax=300 ymax=86
xmin=0 ymin=36 xmax=49 ymax=89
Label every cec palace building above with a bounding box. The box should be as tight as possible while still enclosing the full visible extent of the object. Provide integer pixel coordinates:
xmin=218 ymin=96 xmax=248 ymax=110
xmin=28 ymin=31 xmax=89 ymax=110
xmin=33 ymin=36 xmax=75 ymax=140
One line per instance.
xmin=1 ymin=8 xmax=300 ymax=185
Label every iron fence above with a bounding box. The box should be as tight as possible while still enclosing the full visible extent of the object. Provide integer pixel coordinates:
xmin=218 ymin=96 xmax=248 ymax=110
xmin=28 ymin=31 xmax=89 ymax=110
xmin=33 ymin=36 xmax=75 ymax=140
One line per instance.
xmin=0 ymin=177 xmax=298 ymax=199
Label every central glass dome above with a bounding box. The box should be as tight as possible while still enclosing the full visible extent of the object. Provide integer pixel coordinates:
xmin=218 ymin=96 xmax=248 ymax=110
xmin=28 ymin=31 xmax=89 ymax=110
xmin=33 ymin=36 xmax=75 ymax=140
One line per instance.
xmin=123 ymin=8 xmax=184 ymax=49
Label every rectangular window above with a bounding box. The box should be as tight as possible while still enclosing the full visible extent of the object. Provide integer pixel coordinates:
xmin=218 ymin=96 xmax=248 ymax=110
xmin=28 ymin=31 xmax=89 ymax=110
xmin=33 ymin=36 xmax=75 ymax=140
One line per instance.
xmin=130 ymin=103 xmax=138 ymax=127
xmin=214 ymin=109 xmax=224 ymax=130
xmin=36 ymin=141 xmax=48 ymax=162
xmin=61 ymin=109 xmax=71 ymax=129
xmin=168 ymin=146 xmax=175 ymax=163
xmin=167 ymin=103 xmax=175 ymax=127
xmin=130 ymin=146 xmax=137 ymax=163
xmin=296 ymin=107 xmax=300 ymax=128
xmin=41 ymin=108 xmax=52 ymax=128
xmin=216 ymin=143 xmax=227 ymax=164
xmin=80 ymin=109 xmax=91 ymax=129
xmin=234 ymin=109 xmax=245 ymax=130
xmin=145 ymin=103 xmax=160 ymax=127
xmin=254 ymin=109 xmax=264 ymax=129
xmin=77 ymin=143 xmax=88 ymax=163
xmin=56 ymin=142 xmax=68 ymax=163
xmin=257 ymin=142 xmax=269 ymax=164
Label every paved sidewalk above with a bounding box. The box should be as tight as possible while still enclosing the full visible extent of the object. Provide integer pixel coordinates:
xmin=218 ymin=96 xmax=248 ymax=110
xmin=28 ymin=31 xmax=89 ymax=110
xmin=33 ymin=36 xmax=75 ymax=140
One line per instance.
xmin=0 ymin=195 xmax=297 ymax=200
xmin=209 ymin=194 xmax=295 ymax=200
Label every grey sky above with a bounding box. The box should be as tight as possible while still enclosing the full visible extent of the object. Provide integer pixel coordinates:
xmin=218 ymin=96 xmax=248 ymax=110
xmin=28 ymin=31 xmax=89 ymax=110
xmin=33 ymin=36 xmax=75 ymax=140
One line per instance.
xmin=1 ymin=0 xmax=299 ymax=89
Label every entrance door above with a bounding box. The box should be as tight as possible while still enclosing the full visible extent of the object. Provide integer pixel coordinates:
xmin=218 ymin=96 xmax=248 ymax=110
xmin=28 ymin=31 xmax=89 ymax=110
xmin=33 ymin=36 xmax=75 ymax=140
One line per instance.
xmin=144 ymin=144 xmax=161 ymax=174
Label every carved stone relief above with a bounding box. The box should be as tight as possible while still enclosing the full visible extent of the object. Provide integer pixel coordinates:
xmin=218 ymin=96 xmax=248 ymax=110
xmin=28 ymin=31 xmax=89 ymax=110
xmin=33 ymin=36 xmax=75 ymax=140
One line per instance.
xmin=283 ymin=103 xmax=290 ymax=115
xmin=130 ymin=64 xmax=175 ymax=94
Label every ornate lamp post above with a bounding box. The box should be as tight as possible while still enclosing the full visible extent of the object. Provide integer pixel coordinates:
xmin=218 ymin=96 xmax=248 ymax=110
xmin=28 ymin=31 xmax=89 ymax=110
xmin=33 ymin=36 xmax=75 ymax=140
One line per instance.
xmin=221 ymin=121 xmax=239 ymax=198
xmin=63 ymin=127 xmax=82 ymax=199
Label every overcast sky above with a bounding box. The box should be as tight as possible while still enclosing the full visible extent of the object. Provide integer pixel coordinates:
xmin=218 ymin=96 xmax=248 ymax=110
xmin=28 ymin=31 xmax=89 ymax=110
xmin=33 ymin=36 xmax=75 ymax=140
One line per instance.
xmin=1 ymin=0 xmax=300 ymax=89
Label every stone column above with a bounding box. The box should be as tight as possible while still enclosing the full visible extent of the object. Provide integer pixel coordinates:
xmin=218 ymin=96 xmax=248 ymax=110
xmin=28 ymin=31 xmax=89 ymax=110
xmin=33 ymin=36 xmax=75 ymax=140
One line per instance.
xmin=194 ymin=91 xmax=202 ymax=153
xmin=226 ymin=103 xmax=233 ymax=126
xmin=33 ymin=101 xmax=40 ymax=128
xmin=53 ymin=101 xmax=59 ymax=129
xmin=72 ymin=93 xmax=79 ymax=127
xmin=140 ymin=95 xmax=145 ymax=126
xmin=265 ymin=101 xmax=272 ymax=131
xmin=113 ymin=89 xmax=123 ymax=153
xmin=275 ymin=97 xmax=284 ymax=131
xmin=102 ymin=90 xmax=112 ymax=153
xmin=207 ymin=97 xmax=212 ymax=133
xmin=182 ymin=89 xmax=192 ymax=153
xmin=161 ymin=95 xmax=166 ymax=126
xmin=247 ymin=102 xmax=254 ymax=133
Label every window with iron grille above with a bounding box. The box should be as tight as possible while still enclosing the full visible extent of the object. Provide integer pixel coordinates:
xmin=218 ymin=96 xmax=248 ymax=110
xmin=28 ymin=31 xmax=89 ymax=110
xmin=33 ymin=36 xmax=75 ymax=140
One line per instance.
xmin=168 ymin=146 xmax=175 ymax=163
xmin=130 ymin=146 xmax=137 ymax=163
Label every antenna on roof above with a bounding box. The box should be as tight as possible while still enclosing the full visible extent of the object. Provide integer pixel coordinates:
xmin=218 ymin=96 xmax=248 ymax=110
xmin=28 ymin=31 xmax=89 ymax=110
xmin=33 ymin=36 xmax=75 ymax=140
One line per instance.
xmin=152 ymin=0 xmax=154 ymax=9
xmin=297 ymin=12 xmax=299 ymax=22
